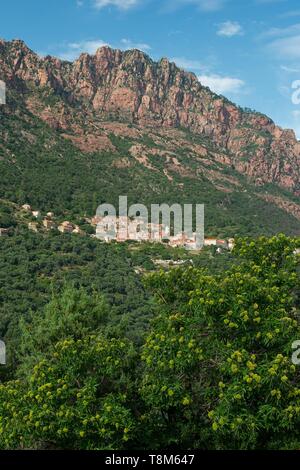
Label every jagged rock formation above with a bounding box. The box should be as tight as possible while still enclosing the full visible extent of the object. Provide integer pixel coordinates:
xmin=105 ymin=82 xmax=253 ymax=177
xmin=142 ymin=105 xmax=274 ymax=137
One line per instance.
xmin=1 ymin=39 xmax=300 ymax=193
xmin=2 ymin=38 xmax=300 ymax=236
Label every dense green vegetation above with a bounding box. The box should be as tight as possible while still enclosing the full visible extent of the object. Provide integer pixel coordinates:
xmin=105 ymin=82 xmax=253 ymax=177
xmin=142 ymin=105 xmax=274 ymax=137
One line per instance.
xmin=0 ymin=234 xmax=300 ymax=449
xmin=0 ymin=227 xmax=232 ymax=366
xmin=0 ymin=230 xmax=156 ymax=372
xmin=1 ymin=91 xmax=300 ymax=238
xmin=2 ymin=84 xmax=300 ymax=451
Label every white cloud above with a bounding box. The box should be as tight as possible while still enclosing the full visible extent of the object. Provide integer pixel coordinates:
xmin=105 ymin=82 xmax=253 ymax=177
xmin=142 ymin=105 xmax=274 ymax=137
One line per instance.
xmin=277 ymin=84 xmax=291 ymax=99
xmin=171 ymin=57 xmax=208 ymax=71
xmin=262 ymin=23 xmax=300 ymax=39
xmin=269 ymin=34 xmax=300 ymax=59
xmin=94 ymin=0 xmax=139 ymax=9
xmin=58 ymin=39 xmax=109 ymax=61
xmin=217 ymin=21 xmax=243 ymax=37
xmin=262 ymin=23 xmax=300 ymax=60
xmin=280 ymin=64 xmax=300 ymax=73
xmin=166 ymin=0 xmax=226 ymax=12
xmin=93 ymin=0 xmax=227 ymax=12
xmin=198 ymin=74 xmax=245 ymax=94
xmin=256 ymin=0 xmax=286 ymax=3
xmin=190 ymin=0 xmax=225 ymax=10
xmin=120 ymin=38 xmax=151 ymax=51
xmin=53 ymin=37 xmax=151 ymax=61
xmin=280 ymin=9 xmax=300 ymax=19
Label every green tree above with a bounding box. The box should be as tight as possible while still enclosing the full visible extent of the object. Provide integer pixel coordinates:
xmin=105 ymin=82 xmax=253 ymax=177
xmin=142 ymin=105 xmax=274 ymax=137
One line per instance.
xmin=17 ymin=285 xmax=110 ymax=375
xmin=141 ymin=234 xmax=300 ymax=449
xmin=0 ymin=335 xmax=137 ymax=449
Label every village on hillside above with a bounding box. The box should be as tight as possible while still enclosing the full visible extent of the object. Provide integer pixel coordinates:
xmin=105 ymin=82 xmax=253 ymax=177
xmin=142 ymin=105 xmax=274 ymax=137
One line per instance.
xmin=92 ymin=215 xmax=235 ymax=251
xmin=0 ymin=204 xmax=235 ymax=252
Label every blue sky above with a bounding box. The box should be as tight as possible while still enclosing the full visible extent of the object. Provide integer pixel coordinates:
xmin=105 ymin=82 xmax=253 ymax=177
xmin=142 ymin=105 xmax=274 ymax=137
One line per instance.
xmin=2 ymin=0 xmax=300 ymax=136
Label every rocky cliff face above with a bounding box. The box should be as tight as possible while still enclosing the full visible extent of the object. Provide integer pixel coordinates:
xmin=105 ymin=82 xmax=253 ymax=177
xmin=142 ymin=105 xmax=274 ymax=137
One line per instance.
xmin=1 ymin=38 xmax=300 ymax=194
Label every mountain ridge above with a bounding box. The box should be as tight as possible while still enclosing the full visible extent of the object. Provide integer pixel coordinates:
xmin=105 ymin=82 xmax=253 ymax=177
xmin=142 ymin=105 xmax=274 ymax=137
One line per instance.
xmin=1 ymin=38 xmax=300 ymax=194
xmin=1 ymin=38 xmax=300 ymax=237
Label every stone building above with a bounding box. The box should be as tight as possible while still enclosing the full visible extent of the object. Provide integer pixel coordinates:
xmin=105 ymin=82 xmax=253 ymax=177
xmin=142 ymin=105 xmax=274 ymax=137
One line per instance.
xmin=22 ymin=204 xmax=32 ymax=212
xmin=43 ymin=218 xmax=56 ymax=230
xmin=28 ymin=222 xmax=39 ymax=233
xmin=58 ymin=221 xmax=74 ymax=234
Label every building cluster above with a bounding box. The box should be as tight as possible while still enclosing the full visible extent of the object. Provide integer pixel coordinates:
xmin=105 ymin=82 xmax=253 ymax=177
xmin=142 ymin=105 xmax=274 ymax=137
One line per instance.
xmin=92 ymin=216 xmax=166 ymax=243
xmin=93 ymin=216 xmax=232 ymax=251
xmin=204 ymin=238 xmax=235 ymax=251
xmin=0 ymin=206 xmax=236 ymax=252
xmin=22 ymin=204 xmax=83 ymax=235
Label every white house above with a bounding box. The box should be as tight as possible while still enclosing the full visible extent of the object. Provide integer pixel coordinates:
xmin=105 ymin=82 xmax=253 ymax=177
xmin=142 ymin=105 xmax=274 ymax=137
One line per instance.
xmin=204 ymin=238 xmax=218 ymax=247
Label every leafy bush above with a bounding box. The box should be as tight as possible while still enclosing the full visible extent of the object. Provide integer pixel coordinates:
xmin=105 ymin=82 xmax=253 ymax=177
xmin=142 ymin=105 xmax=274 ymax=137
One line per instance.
xmin=1 ymin=235 xmax=300 ymax=449
xmin=141 ymin=235 xmax=300 ymax=449
xmin=0 ymin=336 xmax=136 ymax=450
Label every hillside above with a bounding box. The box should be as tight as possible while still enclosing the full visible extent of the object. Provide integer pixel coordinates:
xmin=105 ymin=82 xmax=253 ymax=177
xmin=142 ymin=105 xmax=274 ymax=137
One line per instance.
xmin=1 ymin=39 xmax=300 ymax=236
xmin=2 ymin=39 xmax=300 ymax=452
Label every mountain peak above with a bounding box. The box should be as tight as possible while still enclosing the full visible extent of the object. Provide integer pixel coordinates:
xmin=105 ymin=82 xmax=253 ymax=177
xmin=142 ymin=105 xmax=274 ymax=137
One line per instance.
xmin=1 ymin=38 xmax=300 ymax=194
xmin=5 ymin=38 xmax=32 ymax=53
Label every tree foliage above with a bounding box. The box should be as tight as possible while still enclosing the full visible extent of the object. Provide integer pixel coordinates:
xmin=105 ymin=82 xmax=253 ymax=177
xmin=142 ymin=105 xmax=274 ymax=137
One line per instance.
xmin=1 ymin=235 xmax=300 ymax=449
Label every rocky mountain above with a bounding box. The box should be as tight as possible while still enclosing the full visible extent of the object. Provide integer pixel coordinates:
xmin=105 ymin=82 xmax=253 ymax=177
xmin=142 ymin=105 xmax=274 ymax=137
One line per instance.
xmin=1 ymin=38 xmax=300 ymax=236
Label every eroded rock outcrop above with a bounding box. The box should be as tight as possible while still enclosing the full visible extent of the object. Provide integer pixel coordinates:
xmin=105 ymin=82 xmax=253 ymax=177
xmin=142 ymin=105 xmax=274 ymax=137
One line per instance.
xmin=1 ymin=38 xmax=300 ymax=193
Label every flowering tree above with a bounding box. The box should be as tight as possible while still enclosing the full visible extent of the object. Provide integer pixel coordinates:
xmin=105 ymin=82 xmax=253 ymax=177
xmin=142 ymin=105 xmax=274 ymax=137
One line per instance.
xmin=0 ymin=335 xmax=136 ymax=449
xmin=1 ymin=235 xmax=300 ymax=449
xmin=142 ymin=235 xmax=300 ymax=449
